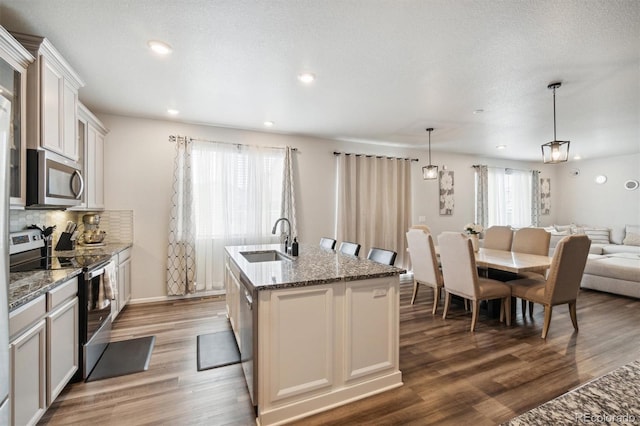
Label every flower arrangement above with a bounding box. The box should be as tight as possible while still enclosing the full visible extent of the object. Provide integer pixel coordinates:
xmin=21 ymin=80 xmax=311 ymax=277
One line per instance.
xmin=464 ymin=223 xmax=484 ymax=235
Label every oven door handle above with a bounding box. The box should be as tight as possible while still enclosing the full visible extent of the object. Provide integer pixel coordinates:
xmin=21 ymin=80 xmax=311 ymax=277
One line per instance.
xmin=86 ymin=261 xmax=112 ymax=280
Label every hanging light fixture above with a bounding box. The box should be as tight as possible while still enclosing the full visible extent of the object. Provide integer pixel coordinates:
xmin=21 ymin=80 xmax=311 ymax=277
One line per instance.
xmin=541 ymin=82 xmax=570 ymax=164
xmin=422 ymin=128 xmax=438 ymax=180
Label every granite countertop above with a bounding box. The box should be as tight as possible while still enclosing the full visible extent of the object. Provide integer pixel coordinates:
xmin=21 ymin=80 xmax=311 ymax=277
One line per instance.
xmin=504 ymin=359 xmax=640 ymax=425
xmin=225 ymin=243 xmax=406 ymax=291
xmin=9 ymin=242 xmax=132 ymax=312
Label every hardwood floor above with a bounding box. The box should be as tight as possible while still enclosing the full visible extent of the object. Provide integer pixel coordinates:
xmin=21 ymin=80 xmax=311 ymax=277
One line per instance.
xmin=39 ymin=282 xmax=640 ymax=425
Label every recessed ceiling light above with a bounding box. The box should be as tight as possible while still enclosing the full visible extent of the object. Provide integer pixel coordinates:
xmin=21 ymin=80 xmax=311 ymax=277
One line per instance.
xmin=496 ymin=145 xmax=507 ymax=150
xmin=473 ymin=109 xmax=484 ymax=114
xmin=263 ymin=121 xmax=274 ymax=127
xmin=167 ymin=109 xmax=179 ymax=115
xmin=148 ymin=40 xmax=173 ymax=55
xmin=573 ymin=155 xmax=582 ymax=160
xmin=298 ymin=73 xmax=316 ymax=84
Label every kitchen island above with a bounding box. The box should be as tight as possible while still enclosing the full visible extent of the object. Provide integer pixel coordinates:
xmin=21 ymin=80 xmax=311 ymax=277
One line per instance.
xmin=224 ymin=244 xmax=405 ymax=426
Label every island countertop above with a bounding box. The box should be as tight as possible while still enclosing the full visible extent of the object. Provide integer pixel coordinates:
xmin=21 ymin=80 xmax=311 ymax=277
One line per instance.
xmin=225 ymin=243 xmax=405 ymax=291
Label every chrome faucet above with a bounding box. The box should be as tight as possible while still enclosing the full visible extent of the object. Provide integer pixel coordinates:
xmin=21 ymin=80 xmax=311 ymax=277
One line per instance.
xmin=272 ymin=217 xmax=292 ymax=252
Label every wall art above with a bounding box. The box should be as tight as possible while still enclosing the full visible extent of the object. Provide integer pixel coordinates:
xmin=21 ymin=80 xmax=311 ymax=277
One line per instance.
xmin=540 ymin=177 xmax=551 ymax=215
xmin=439 ymin=170 xmax=454 ymax=215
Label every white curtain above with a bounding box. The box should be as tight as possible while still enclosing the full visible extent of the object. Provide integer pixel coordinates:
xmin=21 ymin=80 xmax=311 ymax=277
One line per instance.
xmin=485 ymin=167 xmax=533 ymax=228
xmin=336 ymin=154 xmax=412 ymax=267
xmin=166 ymin=137 xmax=196 ymax=296
xmin=279 ymin=146 xmax=298 ymax=240
xmin=191 ymin=141 xmax=288 ymax=291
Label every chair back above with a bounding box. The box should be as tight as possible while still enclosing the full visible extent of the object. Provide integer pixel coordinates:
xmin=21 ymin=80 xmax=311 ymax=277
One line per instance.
xmin=339 ymin=241 xmax=361 ymax=256
xmin=512 ymin=228 xmax=551 ymax=256
xmin=319 ymin=237 xmax=337 ymax=250
xmin=410 ymin=224 xmax=432 ymax=233
xmin=545 ymin=235 xmax=591 ymax=304
xmin=367 ymin=247 xmax=397 ymax=266
xmin=437 ymin=232 xmax=478 ymax=298
xmin=483 ymin=226 xmax=513 ymax=251
xmin=406 ymin=229 xmax=441 ymax=287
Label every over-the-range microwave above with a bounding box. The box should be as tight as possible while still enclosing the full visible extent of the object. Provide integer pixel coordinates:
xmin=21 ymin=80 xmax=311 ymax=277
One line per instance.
xmin=26 ymin=148 xmax=84 ymax=208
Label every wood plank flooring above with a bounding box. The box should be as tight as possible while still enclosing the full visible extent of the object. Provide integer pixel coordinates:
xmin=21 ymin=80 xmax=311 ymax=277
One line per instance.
xmin=39 ymin=282 xmax=640 ymax=425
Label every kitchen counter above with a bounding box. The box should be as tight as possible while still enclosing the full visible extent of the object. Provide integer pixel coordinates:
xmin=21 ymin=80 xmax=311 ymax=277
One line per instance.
xmin=9 ymin=242 xmax=132 ymax=312
xmin=224 ymin=243 xmax=404 ymax=426
xmin=225 ymin=243 xmax=405 ymax=290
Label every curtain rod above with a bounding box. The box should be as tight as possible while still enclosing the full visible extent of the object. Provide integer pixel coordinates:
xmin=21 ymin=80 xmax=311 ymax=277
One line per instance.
xmin=334 ymin=151 xmax=418 ymax=162
xmin=472 ymin=164 xmax=541 ymax=173
xmin=169 ymin=134 xmax=298 ymax=152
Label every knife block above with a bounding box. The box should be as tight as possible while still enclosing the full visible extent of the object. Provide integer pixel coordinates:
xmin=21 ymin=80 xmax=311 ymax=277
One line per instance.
xmin=55 ymin=232 xmax=76 ymax=251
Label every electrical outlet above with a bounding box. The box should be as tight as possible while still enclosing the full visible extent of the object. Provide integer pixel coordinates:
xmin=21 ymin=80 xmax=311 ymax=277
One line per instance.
xmin=418 ymin=216 xmax=426 ymax=223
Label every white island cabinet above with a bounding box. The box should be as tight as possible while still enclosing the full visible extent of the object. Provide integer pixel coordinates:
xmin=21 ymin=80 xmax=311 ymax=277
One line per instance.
xmin=224 ymin=244 xmax=404 ymax=426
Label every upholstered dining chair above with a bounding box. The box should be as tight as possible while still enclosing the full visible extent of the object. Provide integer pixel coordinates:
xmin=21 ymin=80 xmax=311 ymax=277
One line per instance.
xmin=438 ymin=232 xmax=512 ymax=331
xmin=507 ymin=234 xmax=591 ymax=339
xmin=483 ymin=226 xmax=514 ymax=251
xmin=410 ymin=224 xmax=432 ymax=233
xmin=339 ymin=241 xmax=361 ymax=256
xmin=406 ymin=229 xmax=443 ymax=314
xmin=319 ymin=237 xmax=337 ymax=250
xmin=511 ymin=227 xmax=552 ymax=316
xmin=367 ymin=247 xmax=397 ymax=266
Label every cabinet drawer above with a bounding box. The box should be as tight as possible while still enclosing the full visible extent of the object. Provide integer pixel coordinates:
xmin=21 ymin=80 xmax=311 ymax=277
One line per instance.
xmin=118 ymin=247 xmax=132 ymax=263
xmin=47 ymin=277 xmax=79 ymax=310
xmin=10 ymin=295 xmax=46 ymax=339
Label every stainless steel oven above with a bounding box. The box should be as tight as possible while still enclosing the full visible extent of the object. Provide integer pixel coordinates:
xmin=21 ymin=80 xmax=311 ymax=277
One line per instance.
xmin=9 ymin=229 xmax=112 ymax=381
xmin=26 ymin=148 xmax=84 ymax=208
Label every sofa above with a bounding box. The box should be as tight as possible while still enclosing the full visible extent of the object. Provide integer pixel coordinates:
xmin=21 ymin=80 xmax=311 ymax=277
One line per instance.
xmin=546 ymin=224 xmax=640 ymax=299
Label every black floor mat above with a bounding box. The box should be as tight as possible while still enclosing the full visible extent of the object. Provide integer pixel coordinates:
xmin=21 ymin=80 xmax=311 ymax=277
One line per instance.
xmin=197 ymin=330 xmax=240 ymax=371
xmin=86 ymin=336 xmax=156 ymax=382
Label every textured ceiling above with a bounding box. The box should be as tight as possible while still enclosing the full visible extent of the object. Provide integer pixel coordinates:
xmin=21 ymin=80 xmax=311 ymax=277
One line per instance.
xmin=1 ymin=0 xmax=638 ymax=161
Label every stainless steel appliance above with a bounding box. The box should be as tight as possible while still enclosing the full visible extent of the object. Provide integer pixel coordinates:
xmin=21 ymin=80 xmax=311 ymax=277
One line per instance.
xmin=238 ymin=273 xmax=257 ymax=409
xmin=80 ymin=213 xmax=106 ymax=245
xmin=9 ymin=229 xmax=113 ymax=381
xmin=1 ymin=80 xmax=12 ymax=425
xmin=26 ymin=148 xmax=84 ymax=208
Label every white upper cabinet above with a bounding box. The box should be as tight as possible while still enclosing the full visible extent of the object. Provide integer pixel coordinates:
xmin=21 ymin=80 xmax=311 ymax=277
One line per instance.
xmin=0 ymin=26 xmax=34 ymax=208
xmin=12 ymin=32 xmax=84 ymax=161
xmin=73 ymin=103 xmax=107 ymax=211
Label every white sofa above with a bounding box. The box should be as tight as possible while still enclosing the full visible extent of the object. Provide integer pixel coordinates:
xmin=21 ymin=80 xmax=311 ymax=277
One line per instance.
xmin=547 ymin=224 xmax=640 ymax=299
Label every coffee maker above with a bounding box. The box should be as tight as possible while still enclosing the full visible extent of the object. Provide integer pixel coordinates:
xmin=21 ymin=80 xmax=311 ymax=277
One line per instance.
xmin=80 ymin=214 xmax=106 ymax=245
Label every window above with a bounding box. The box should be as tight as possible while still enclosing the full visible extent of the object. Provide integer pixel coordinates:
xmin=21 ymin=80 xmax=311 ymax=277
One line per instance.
xmin=484 ymin=168 xmax=533 ymax=228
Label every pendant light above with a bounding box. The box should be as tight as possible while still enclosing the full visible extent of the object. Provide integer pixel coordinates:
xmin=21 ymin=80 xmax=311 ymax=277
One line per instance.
xmin=422 ymin=128 xmax=438 ymax=180
xmin=541 ymin=82 xmax=570 ymax=164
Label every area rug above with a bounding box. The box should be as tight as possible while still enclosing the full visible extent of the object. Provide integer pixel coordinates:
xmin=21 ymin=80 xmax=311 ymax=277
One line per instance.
xmin=503 ymin=359 xmax=640 ymax=425
xmin=197 ymin=330 xmax=241 ymax=371
xmin=86 ymin=335 xmax=156 ymax=382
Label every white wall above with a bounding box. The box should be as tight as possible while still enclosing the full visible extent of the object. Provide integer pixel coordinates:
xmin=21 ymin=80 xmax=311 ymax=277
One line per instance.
xmin=100 ymin=113 xmax=561 ymax=301
xmin=555 ymin=153 xmax=640 ymax=243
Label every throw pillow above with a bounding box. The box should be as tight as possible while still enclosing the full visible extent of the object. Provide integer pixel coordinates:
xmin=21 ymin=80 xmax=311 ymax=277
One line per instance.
xmin=622 ymin=231 xmax=640 ymax=247
xmin=554 ymin=224 xmax=572 ymax=233
xmin=583 ymin=227 xmax=610 ymax=244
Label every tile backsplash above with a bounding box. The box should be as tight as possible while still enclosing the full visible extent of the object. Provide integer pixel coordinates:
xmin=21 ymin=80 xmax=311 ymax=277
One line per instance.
xmin=10 ymin=209 xmax=134 ymax=245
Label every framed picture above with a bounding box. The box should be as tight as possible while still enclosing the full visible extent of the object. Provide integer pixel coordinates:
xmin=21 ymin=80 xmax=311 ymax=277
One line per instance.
xmin=439 ymin=170 xmax=454 ymax=215
xmin=540 ymin=178 xmax=551 ymax=215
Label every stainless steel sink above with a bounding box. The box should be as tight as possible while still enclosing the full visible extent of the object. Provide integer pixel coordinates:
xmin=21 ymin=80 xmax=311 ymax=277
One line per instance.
xmin=240 ymin=250 xmax=292 ymax=263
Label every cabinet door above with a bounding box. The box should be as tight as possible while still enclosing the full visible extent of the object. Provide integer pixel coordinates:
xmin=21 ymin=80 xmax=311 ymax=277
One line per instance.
xmin=61 ymin=81 xmax=78 ymax=160
xmin=85 ymin=124 xmax=105 ymax=209
xmin=118 ymin=257 xmax=131 ymax=309
xmin=10 ymin=319 xmax=47 ymax=426
xmin=46 ymin=297 xmax=78 ymax=405
xmin=40 ymin=57 xmax=63 ymax=154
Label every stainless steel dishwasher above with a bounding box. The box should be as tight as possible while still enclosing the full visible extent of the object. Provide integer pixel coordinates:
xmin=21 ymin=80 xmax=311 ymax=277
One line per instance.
xmin=239 ymin=274 xmax=257 ymax=410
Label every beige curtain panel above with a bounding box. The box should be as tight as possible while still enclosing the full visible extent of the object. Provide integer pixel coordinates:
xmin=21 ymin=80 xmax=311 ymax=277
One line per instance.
xmin=336 ymin=153 xmax=412 ymax=267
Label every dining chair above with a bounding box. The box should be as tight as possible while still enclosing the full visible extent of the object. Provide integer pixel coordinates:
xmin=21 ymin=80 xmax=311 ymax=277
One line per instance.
xmin=511 ymin=227 xmax=552 ymax=316
xmin=367 ymin=247 xmax=397 ymax=266
xmin=438 ymin=232 xmax=512 ymax=331
xmin=406 ymin=229 xmax=443 ymax=314
xmin=339 ymin=241 xmax=361 ymax=256
xmin=507 ymin=234 xmax=591 ymax=339
xmin=319 ymin=237 xmax=337 ymax=250
xmin=483 ymin=226 xmax=514 ymax=251
xmin=410 ymin=224 xmax=432 ymax=233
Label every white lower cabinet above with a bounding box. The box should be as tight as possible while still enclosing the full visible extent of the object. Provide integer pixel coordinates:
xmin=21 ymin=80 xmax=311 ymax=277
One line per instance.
xmin=225 ymin=258 xmax=241 ymax=343
xmin=10 ymin=319 xmax=47 ymax=426
xmin=112 ymin=247 xmax=132 ymax=320
xmin=9 ymin=276 xmax=79 ymax=426
xmin=46 ymin=297 xmax=78 ymax=405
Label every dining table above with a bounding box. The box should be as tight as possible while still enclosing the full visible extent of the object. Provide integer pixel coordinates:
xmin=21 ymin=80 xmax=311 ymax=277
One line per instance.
xmin=474 ymin=247 xmax=552 ymax=274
